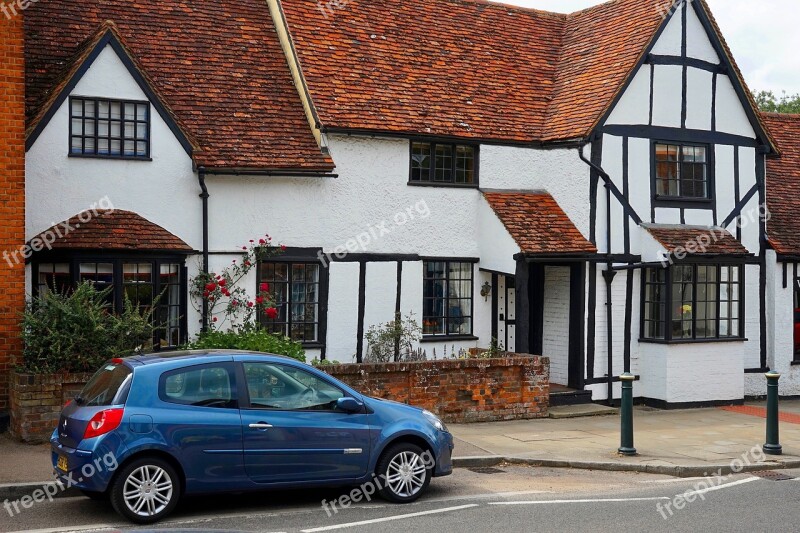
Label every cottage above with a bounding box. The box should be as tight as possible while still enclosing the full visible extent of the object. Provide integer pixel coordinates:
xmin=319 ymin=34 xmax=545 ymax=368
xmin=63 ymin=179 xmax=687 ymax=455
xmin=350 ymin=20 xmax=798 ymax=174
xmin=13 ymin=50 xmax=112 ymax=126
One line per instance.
xmin=14 ymin=0 xmax=800 ymax=410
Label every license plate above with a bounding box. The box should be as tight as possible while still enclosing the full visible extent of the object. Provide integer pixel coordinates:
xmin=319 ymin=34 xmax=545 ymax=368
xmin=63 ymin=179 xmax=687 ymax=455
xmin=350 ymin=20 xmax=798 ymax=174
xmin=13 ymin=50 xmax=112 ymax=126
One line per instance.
xmin=57 ymin=455 xmax=68 ymax=472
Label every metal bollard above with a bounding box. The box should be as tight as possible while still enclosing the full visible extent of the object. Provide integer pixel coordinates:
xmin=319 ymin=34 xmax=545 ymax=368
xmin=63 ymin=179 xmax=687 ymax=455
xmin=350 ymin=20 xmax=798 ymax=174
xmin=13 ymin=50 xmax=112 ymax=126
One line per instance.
xmin=618 ymin=372 xmax=637 ymax=456
xmin=763 ymin=370 xmax=782 ymax=456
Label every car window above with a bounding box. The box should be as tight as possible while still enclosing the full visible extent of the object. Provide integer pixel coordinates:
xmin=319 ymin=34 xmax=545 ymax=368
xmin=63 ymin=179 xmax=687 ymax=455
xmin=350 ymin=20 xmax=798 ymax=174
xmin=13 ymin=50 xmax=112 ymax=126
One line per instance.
xmin=160 ymin=364 xmax=236 ymax=409
xmin=243 ymin=362 xmax=344 ymax=411
xmin=78 ymin=362 xmax=132 ymax=407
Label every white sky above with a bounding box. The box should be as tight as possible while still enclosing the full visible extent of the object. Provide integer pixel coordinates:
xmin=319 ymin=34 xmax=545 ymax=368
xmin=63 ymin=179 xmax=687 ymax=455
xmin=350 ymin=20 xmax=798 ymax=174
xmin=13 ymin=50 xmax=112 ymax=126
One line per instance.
xmin=497 ymin=0 xmax=800 ymax=94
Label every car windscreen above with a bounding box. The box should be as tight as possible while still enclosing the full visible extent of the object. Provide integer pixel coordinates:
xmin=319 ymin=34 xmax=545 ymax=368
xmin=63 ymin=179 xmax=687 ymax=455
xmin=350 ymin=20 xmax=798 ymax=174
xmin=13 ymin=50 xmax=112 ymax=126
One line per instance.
xmin=77 ymin=362 xmax=132 ymax=407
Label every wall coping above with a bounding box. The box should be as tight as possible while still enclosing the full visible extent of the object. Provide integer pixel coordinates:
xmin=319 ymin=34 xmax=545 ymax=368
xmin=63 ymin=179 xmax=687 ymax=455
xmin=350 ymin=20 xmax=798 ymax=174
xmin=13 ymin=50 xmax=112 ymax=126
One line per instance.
xmin=319 ymin=355 xmax=549 ymax=375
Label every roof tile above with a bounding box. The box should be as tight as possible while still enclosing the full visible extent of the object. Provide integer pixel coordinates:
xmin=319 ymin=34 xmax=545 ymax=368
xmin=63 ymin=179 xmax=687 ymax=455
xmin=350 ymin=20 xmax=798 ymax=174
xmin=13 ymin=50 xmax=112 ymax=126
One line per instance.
xmin=763 ymin=113 xmax=800 ymax=256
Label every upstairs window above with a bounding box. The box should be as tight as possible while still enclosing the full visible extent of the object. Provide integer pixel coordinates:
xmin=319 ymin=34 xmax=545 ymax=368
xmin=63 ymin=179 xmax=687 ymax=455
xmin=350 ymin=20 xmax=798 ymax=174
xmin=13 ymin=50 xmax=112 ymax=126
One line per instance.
xmin=654 ymin=143 xmax=711 ymax=202
xmin=70 ymin=97 xmax=150 ymax=159
xmin=410 ymin=141 xmax=477 ymax=186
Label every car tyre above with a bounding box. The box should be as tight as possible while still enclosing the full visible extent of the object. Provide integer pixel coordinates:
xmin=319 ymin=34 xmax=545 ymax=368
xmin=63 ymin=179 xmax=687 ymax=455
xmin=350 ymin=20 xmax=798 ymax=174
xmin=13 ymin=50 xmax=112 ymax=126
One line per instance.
xmin=110 ymin=457 xmax=180 ymax=524
xmin=376 ymin=443 xmax=433 ymax=503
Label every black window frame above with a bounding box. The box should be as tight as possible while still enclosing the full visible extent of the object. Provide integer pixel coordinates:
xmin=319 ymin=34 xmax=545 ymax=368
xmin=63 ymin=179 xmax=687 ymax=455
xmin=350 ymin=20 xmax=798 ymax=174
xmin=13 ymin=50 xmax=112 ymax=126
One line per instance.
xmin=69 ymin=96 xmax=152 ymax=160
xmin=421 ymin=259 xmax=477 ymax=341
xmin=409 ymin=140 xmax=479 ymax=188
xmin=639 ymin=263 xmax=745 ymax=344
xmin=32 ymin=252 xmax=189 ymax=350
xmin=257 ymin=248 xmax=329 ymax=349
xmin=651 ymin=140 xmax=715 ymax=209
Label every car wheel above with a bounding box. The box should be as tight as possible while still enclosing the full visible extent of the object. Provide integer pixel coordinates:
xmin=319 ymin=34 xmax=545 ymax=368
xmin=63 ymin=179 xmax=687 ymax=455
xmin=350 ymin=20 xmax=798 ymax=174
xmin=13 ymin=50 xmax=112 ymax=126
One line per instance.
xmin=376 ymin=443 xmax=432 ymax=503
xmin=110 ymin=457 xmax=180 ymax=524
xmin=80 ymin=489 xmax=108 ymax=501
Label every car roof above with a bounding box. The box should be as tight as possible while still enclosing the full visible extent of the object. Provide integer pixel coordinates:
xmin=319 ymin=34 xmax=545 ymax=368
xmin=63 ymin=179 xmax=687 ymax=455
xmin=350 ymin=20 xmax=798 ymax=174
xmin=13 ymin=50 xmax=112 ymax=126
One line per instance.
xmin=126 ymin=350 xmax=301 ymax=367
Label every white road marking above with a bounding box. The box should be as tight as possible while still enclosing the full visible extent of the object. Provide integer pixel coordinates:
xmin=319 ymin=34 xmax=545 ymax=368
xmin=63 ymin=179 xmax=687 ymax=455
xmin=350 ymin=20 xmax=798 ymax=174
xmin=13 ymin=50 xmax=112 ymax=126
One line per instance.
xmin=489 ymin=496 xmax=671 ymax=505
xmin=301 ymin=504 xmax=479 ymax=532
xmin=7 ymin=526 xmax=117 ymax=533
xmin=681 ymin=476 xmax=759 ymax=496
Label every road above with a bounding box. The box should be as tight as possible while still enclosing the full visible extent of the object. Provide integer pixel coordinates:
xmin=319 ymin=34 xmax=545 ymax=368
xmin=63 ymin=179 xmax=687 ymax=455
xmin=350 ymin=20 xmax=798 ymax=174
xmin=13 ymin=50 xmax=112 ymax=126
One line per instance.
xmin=2 ymin=466 xmax=798 ymax=532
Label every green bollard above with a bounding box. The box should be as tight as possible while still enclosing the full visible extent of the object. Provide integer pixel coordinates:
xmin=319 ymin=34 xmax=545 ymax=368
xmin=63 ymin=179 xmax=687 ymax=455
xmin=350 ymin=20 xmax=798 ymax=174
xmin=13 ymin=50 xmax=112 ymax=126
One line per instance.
xmin=618 ymin=372 xmax=637 ymax=456
xmin=763 ymin=370 xmax=782 ymax=456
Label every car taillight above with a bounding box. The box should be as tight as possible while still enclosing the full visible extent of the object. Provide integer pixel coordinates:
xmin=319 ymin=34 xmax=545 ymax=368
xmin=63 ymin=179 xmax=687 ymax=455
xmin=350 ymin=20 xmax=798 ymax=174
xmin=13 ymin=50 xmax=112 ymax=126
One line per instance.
xmin=83 ymin=408 xmax=124 ymax=440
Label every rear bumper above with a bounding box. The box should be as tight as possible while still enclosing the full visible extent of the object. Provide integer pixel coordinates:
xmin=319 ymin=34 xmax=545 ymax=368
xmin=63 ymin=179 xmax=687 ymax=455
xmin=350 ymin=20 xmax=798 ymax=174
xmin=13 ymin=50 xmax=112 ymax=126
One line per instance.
xmin=50 ymin=430 xmax=126 ymax=493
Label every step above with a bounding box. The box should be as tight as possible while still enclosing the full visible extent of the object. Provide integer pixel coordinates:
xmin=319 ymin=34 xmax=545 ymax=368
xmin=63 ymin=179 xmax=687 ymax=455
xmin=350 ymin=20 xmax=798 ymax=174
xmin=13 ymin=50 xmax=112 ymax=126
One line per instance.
xmin=548 ymin=403 xmax=619 ymax=419
xmin=549 ymin=388 xmax=594 ymax=407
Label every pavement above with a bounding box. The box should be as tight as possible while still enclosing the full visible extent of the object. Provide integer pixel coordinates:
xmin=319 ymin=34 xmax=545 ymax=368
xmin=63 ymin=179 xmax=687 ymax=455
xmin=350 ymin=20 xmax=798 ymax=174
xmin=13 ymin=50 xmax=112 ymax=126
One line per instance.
xmin=1 ymin=400 xmax=799 ymax=501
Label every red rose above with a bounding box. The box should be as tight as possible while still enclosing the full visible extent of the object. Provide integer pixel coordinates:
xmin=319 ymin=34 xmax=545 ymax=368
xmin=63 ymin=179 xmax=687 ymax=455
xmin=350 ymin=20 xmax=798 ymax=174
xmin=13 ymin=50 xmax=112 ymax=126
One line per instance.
xmin=265 ymin=307 xmax=279 ymax=320
xmin=259 ymin=239 xmax=266 ymax=245
xmin=242 ymin=246 xmax=248 ymax=250
xmin=256 ymin=296 xmax=264 ymax=305
xmin=219 ymin=279 xmax=227 ymax=287
xmin=247 ymin=301 xmax=254 ymax=308
xmin=260 ymin=282 xmax=270 ymax=292
xmin=280 ymin=245 xmax=287 ymax=251
xmin=245 ymin=261 xmax=251 ymax=267
xmin=222 ymin=289 xmax=230 ymax=297
xmin=212 ymin=317 xmax=218 ymax=323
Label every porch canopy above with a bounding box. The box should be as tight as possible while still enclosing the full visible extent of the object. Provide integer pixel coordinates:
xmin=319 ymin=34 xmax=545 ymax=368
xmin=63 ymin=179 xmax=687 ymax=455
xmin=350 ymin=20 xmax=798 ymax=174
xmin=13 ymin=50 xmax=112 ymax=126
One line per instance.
xmin=483 ymin=190 xmax=596 ymax=259
xmin=643 ymin=224 xmax=750 ymax=261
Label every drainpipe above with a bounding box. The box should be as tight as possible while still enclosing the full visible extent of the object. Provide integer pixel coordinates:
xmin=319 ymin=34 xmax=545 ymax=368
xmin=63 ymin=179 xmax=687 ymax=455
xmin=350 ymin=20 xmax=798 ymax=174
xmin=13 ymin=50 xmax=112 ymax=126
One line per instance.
xmin=198 ymin=166 xmax=210 ymax=333
xmin=579 ymin=144 xmax=616 ymax=405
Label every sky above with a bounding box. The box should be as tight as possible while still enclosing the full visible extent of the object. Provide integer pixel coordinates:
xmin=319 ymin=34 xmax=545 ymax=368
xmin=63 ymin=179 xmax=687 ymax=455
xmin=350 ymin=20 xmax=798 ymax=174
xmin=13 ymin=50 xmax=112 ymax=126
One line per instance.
xmin=498 ymin=0 xmax=800 ymax=95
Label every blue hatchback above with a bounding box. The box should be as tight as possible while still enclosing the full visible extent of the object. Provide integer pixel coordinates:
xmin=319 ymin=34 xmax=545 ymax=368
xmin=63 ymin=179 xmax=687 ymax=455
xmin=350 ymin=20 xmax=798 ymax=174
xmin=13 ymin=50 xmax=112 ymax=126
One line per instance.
xmin=52 ymin=351 xmax=454 ymax=523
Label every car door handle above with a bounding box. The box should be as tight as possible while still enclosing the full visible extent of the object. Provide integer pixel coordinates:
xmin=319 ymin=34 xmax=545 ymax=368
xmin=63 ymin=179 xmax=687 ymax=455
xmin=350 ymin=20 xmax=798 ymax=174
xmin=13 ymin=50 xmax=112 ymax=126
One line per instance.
xmin=249 ymin=423 xmax=273 ymax=430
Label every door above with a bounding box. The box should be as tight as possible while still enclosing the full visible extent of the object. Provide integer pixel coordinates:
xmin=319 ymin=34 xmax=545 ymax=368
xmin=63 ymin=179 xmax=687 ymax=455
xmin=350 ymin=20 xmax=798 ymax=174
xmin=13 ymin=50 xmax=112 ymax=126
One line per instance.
xmin=496 ymin=275 xmax=516 ymax=352
xmin=238 ymin=361 xmax=371 ymax=483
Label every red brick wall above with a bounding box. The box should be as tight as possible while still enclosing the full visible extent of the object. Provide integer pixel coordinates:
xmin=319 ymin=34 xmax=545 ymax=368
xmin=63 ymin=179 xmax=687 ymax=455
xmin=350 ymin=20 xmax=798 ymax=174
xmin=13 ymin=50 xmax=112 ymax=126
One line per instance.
xmin=321 ymin=356 xmax=550 ymax=423
xmin=0 ymin=14 xmax=26 ymax=412
xmin=11 ymin=373 xmax=93 ymax=443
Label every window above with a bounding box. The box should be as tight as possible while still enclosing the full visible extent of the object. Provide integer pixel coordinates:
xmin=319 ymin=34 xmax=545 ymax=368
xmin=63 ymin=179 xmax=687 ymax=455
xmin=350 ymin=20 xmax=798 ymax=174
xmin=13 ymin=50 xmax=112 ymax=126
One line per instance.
xmin=70 ymin=97 xmax=150 ymax=158
xmin=654 ymin=143 xmax=711 ymax=201
xmin=410 ymin=141 xmax=477 ymax=185
xmin=641 ymin=264 xmax=743 ymax=342
xmin=423 ymin=261 xmax=474 ymax=336
xmin=160 ymin=364 xmax=236 ymax=409
xmin=242 ymin=362 xmax=344 ymax=411
xmin=34 ymin=257 xmax=186 ymax=349
xmin=259 ymin=261 xmax=322 ymax=343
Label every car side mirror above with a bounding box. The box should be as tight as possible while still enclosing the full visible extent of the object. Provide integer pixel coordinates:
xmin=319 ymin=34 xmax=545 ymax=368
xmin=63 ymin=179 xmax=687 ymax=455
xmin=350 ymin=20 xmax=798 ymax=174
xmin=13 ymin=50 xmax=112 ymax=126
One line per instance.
xmin=337 ymin=397 xmax=363 ymax=413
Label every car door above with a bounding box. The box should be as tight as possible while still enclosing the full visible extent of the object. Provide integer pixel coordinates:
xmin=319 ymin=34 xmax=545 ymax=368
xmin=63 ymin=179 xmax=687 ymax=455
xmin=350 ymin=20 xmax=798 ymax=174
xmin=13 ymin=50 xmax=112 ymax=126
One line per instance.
xmin=237 ymin=360 xmax=371 ymax=484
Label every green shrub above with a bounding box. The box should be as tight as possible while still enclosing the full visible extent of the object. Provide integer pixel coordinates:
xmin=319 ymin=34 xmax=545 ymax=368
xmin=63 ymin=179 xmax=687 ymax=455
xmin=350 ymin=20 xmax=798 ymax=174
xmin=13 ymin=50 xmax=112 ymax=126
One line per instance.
xmin=21 ymin=282 xmax=156 ymax=373
xmin=364 ymin=312 xmax=424 ymax=363
xmin=187 ymin=329 xmax=305 ymax=363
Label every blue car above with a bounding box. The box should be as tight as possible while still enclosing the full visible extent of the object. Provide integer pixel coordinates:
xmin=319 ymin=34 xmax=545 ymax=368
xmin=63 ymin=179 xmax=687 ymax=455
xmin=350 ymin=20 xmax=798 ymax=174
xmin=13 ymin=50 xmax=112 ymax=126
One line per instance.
xmin=51 ymin=351 xmax=454 ymax=523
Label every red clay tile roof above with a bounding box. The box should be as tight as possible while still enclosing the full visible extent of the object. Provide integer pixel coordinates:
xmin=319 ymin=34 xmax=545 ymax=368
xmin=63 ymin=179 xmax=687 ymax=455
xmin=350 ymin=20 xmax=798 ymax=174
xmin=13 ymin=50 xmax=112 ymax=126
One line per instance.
xmin=763 ymin=113 xmax=800 ymax=256
xmin=25 ymin=1 xmax=333 ymax=171
xmin=644 ymin=225 xmax=750 ymax=256
xmin=483 ymin=191 xmax=595 ymax=255
xmin=30 ymin=210 xmax=193 ymax=252
xmin=280 ymin=0 xmax=666 ymax=142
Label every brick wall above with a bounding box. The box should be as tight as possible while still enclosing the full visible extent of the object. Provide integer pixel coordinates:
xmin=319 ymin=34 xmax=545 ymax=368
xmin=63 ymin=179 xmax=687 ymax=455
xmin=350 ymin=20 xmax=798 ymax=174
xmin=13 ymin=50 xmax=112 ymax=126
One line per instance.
xmin=0 ymin=14 xmax=26 ymax=413
xmin=321 ymin=355 xmax=550 ymax=423
xmin=11 ymin=373 xmax=94 ymax=443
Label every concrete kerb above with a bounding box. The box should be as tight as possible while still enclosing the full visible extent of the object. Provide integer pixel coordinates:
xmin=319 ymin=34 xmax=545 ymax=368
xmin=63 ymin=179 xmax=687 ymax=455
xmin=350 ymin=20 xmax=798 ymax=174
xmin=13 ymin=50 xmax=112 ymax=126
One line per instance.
xmin=453 ymin=455 xmax=800 ymax=478
xmin=0 ymin=481 xmax=80 ymax=502
xmin=3 ymin=456 xmax=800 ymax=501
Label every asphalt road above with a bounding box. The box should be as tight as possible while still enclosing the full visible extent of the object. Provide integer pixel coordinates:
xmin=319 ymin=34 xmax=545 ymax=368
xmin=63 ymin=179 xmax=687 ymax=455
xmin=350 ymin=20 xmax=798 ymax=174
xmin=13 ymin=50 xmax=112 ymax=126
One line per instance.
xmin=2 ymin=466 xmax=798 ymax=533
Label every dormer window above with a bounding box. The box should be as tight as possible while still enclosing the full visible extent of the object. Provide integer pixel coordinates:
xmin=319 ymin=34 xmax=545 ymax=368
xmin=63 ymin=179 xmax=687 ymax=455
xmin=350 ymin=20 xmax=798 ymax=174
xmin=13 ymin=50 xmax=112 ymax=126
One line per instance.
xmin=70 ymin=97 xmax=150 ymax=159
xmin=653 ymin=142 xmax=713 ymax=205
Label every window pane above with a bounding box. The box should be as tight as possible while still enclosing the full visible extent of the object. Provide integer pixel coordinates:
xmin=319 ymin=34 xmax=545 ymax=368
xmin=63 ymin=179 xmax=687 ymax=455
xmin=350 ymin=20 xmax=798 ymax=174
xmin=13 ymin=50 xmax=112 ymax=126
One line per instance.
xmin=162 ymin=366 xmax=234 ymax=408
xmin=410 ymin=142 xmax=431 ymax=182
xmin=259 ymin=262 xmax=321 ymax=342
xmin=455 ymin=145 xmax=475 ymax=184
xmin=70 ymin=98 xmax=149 ymax=158
xmin=434 ymin=145 xmax=453 ymax=182
xmin=655 ymin=143 xmax=709 ymax=199
xmin=243 ymin=363 xmax=343 ymax=410
xmin=38 ymin=263 xmax=71 ymax=294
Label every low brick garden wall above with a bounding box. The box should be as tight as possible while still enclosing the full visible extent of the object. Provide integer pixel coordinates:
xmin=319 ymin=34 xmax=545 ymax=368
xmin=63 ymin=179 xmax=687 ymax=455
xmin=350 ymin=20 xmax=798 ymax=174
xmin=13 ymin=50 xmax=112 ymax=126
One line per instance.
xmin=10 ymin=372 xmax=93 ymax=443
xmin=320 ymin=355 xmax=550 ymax=423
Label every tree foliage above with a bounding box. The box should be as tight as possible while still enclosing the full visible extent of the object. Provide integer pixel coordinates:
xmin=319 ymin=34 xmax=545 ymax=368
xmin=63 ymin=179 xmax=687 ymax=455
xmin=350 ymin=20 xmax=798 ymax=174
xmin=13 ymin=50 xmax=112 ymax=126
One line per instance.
xmin=754 ymin=90 xmax=800 ymax=114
